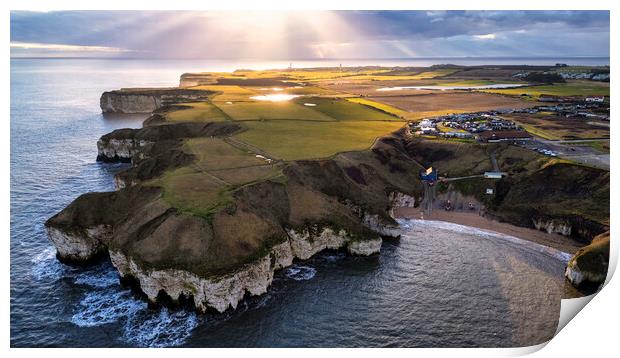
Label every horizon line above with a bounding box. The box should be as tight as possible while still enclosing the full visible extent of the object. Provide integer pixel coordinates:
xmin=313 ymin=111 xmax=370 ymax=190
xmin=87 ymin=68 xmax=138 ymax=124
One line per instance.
xmin=10 ymin=55 xmax=611 ymax=59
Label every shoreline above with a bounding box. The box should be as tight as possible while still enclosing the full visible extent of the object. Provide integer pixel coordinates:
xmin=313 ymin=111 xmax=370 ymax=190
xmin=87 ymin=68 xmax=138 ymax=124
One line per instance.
xmin=393 ymin=207 xmax=584 ymax=255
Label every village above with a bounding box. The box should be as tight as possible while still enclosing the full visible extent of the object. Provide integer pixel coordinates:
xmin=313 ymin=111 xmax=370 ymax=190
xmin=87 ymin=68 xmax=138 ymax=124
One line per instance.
xmin=409 ymin=95 xmax=609 ymax=154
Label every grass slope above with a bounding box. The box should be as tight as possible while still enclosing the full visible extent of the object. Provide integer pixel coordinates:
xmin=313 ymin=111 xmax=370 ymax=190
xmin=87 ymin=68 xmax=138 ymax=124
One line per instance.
xmin=235 ymin=120 xmax=404 ymax=160
xmin=165 ymin=102 xmax=230 ymax=123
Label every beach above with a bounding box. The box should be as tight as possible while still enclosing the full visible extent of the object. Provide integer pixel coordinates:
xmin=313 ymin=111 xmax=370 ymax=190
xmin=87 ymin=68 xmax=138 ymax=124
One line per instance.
xmin=393 ymin=207 xmax=584 ymax=255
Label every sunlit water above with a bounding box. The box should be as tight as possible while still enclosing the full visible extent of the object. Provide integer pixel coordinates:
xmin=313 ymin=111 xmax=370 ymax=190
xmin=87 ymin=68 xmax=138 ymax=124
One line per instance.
xmin=11 ymin=59 xmax=579 ymax=347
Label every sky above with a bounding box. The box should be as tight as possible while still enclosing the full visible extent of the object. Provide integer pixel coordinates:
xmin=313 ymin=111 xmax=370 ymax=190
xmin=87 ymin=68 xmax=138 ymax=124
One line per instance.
xmin=10 ymin=10 xmax=610 ymax=59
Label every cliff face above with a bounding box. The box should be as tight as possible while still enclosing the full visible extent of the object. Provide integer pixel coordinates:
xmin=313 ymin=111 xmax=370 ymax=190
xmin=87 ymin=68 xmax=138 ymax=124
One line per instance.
xmin=100 ymin=89 xmax=214 ymax=113
xmin=110 ymin=226 xmax=382 ymax=313
xmin=404 ymin=138 xmax=609 ymax=242
xmin=490 ymin=163 xmax=609 ymax=242
xmin=47 ymin=117 xmax=423 ymax=312
xmin=565 ymin=231 xmax=610 ymax=291
xmin=96 ymin=122 xmax=242 ymax=163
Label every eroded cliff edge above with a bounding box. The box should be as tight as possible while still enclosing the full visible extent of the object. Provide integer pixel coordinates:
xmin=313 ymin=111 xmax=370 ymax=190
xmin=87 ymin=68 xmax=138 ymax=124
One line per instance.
xmin=47 ymin=107 xmax=422 ymax=312
xmin=47 ymin=87 xmax=610 ymax=312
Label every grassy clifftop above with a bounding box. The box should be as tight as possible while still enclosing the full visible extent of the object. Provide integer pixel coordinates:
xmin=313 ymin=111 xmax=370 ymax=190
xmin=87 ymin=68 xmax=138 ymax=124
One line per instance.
xmin=50 ymin=66 xmax=610 ymax=278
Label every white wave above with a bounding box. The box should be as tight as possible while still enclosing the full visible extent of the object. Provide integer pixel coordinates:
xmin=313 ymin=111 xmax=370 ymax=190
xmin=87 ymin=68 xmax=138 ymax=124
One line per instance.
xmin=122 ymin=308 xmax=199 ymax=348
xmin=71 ymin=289 xmax=146 ymax=327
xmin=31 ymin=247 xmax=68 ymax=281
xmin=397 ymin=218 xmax=572 ymax=262
xmin=74 ymin=269 xmax=120 ymax=288
xmin=284 ymin=265 xmax=317 ymax=281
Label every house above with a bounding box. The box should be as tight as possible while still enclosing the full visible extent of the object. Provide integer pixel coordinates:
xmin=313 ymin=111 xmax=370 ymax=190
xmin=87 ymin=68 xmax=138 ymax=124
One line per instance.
xmin=420 ymin=167 xmax=438 ymax=182
xmin=476 ymin=130 xmax=533 ymax=143
xmin=442 ymin=131 xmax=473 ymax=139
xmin=586 ymin=96 xmax=605 ymax=103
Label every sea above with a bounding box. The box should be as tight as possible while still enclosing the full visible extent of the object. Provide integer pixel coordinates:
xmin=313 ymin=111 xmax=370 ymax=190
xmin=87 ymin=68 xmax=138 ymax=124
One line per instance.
xmin=10 ymin=57 xmax=597 ymax=348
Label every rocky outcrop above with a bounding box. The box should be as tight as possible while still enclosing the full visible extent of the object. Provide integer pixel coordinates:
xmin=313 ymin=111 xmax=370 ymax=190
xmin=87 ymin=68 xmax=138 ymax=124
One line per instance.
xmin=101 ymin=92 xmax=161 ymax=114
xmin=532 ymin=217 xmax=572 ymax=236
xmin=347 ymin=238 xmax=383 ymax=256
xmin=100 ymin=89 xmax=214 ymax=113
xmin=286 ymin=226 xmax=381 ymax=260
xmin=361 ymin=213 xmax=400 ymax=237
xmin=96 ymin=121 xmax=242 ymax=163
xmin=389 ymin=191 xmax=416 ymax=208
xmin=565 ymin=231 xmax=610 ymax=290
xmin=46 ymin=224 xmax=112 ymax=263
xmin=97 ymin=138 xmax=152 ymax=163
xmin=109 ymin=226 xmax=380 ymax=313
xmin=388 ymin=191 xmax=416 ymax=219
xmin=110 ymin=249 xmax=276 ymax=313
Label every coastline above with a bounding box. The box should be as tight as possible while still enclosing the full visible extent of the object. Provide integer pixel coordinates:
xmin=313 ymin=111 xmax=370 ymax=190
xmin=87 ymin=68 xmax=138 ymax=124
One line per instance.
xmin=393 ymin=207 xmax=584 ymax=255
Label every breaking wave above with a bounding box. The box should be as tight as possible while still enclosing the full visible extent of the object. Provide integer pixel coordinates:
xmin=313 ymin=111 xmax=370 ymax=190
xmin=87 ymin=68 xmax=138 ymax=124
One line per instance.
xmin=284 ymin=265 xmax=317 ymax=281
xmin=70 ymin=270 xmax=199 ymax=347
xmin=31 ymin=247 xmax=70 ymax=281
xmin=122 ymin=308 xmax=199 ymax=348
xmin=74 ymin=269 xmax=120 ymax=288
xmin=71 ymin=289 xmax=146 ymax=327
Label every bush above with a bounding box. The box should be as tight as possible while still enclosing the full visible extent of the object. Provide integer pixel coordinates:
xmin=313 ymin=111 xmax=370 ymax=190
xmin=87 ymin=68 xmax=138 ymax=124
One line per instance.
xmin=524 ymin=72 xmax=566 ymax=84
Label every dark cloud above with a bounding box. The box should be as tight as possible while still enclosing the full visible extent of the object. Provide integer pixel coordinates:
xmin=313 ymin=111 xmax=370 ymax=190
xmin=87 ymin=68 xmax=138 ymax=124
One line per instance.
xmin=10 ymin=10 xmax=610 ymax=59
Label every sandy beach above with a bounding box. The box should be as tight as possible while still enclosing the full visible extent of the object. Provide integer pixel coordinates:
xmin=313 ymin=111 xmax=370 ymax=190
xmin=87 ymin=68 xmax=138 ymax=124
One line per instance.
xmin=393 ymin=207 xmax=584 ymax=254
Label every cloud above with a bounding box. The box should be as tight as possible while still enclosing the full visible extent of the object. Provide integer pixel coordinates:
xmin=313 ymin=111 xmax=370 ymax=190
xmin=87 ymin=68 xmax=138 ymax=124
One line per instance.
xmin=473 ymin=34 xmax=496 ymax=40
xmin=9 ymin=10 xmax=610 ymax=59
xmin=11 ymin=41 xmax=131 ymax=52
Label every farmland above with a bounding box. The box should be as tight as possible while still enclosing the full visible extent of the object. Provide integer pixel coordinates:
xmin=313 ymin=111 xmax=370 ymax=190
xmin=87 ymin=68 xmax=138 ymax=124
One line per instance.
xmin=235 ymin=120 xmax=404 ymax=161
xmin=136 ymin=65 xmax=610 ymax=218
xmin=164 ymin=102 xmax=230 ymax=123
xmin=368 ymin=92 xmax=538 ymax=116
xmin=216 ymin=100 xmax=335 ymax=121
xmin=502 ymin=113 xmax=610 ymax=140
xmin=481 ymin=81 xmax=609 ymax=97
xmin=147 ymin=137 xmax=282 ymax=217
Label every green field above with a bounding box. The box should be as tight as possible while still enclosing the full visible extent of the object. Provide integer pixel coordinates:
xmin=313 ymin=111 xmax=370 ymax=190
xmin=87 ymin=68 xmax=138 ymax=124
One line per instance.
xmin=481 ymin=81 xmax=609 ymax=97
xmin=190 ymin=85 xmax=259 ymax=102
xmin=185 ymin=138 xmax=269 ymax=169
xmin=215 ymin=100 xmax=335 ymax=121
xmin=235 ymin=120 xmax=404 ymax=160
xmin=150 ymin=138 xmax=281 ymax=217
xmin=165 ymin=102 xmax=230 ymax=123
xmin=300 ymin=98 xmax=401 ymax=121
xmin=403 ymin=69 xmax=460 ymax=79
xmin=345 ymin=97 xmax=409 ymax=118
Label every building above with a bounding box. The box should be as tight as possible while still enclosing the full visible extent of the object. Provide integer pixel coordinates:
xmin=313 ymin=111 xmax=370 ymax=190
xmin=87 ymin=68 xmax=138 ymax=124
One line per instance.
xmin=586 ymin=96 xmax=605 ymax=103
xmin=420 ymin=167 xmax=438 ymax=182
xmin=476 ymin=130 xmax=533 ymax=143
xmin=442 ymin=131 xmax=474 ymax=139
xmin=484 ymin=172 xmax=504 ymax=179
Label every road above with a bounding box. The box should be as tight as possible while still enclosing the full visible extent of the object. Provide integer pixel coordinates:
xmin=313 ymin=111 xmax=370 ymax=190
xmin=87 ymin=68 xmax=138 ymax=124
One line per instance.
xmin=420 ymin=181 xmax=436 ymax=215
xmin=489 ymin=148 xmax=500 ymax=172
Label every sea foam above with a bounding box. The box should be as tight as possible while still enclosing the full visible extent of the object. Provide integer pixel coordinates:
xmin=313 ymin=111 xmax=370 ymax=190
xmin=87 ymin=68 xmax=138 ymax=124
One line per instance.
xmin=284 ymin=265 xmax=317 ymax=281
